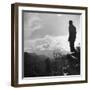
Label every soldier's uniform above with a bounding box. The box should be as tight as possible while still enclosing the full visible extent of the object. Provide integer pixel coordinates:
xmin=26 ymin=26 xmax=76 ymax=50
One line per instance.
xmin=68 ymin=21 xmax=76 ymax=52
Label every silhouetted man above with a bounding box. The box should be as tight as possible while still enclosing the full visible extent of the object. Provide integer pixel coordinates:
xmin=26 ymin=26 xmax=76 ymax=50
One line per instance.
xmin=68 ymin=20 xmax=76 ymax=52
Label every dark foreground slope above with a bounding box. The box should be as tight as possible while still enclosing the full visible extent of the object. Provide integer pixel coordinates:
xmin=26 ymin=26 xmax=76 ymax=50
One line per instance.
xmin=24 ymin=52 xmax=52 ymax=77
xmin=24 ymin=47 xmax=80 ymax=77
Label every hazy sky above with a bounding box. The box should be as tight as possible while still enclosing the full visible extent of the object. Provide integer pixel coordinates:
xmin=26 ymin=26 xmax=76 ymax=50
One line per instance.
xmin=23 ymin=11 xmax=81 ymax=41
xmin=23 ymin=11 xmax=81 ymax=53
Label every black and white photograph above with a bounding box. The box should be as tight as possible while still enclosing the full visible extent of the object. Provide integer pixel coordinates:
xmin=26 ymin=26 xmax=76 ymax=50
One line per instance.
xmin=23 ymin=11 xmax=81 ymax=77
xmin=11 ymin=3 xmax=87 ymax=87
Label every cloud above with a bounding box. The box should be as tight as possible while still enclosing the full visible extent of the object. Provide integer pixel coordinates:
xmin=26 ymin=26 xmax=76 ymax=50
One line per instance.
xmin=57 ymin=14 xmax=62 ymax=17
xmin=24 ymin=35 xmax=69 ymax=52
xmin=24 ymin=34 xmax=80 ymax=53
xmin=24 ymin=12 xmax=80 ymax=41
xmin=24 ymin=13 xmax=43 ymax=40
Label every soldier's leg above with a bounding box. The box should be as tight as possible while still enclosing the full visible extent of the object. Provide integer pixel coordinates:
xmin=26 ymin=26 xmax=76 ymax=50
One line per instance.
xmin=70 ymin=42 xmax=72 ymax=52
xmin=71 ymin=41 xmax=75 ymax=52
xmin=70 ymin=41 xmax=75 ymax=52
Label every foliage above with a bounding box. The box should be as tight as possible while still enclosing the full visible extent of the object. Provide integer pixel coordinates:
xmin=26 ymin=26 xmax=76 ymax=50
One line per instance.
xmin=24 ymin=46 xmax=80 ymax=77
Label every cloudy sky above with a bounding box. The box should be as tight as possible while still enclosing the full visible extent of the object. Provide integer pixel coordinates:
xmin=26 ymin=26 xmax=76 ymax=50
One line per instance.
xmin=23 ymin=11 xmax=81 ymax=53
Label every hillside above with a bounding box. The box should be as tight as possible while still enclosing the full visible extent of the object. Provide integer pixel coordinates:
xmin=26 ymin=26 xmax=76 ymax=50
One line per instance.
xmin=24 ymin=46 xmax=80 ymax=77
